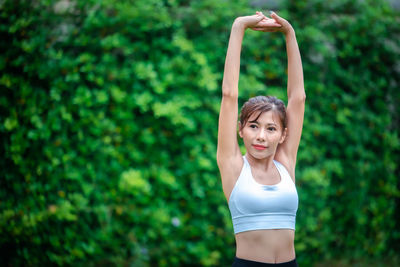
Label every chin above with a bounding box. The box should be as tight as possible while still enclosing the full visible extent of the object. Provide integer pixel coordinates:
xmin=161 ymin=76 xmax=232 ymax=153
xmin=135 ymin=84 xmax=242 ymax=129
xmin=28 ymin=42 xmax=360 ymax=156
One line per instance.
xmin=248 ymin=151 xmax=271 ymax=160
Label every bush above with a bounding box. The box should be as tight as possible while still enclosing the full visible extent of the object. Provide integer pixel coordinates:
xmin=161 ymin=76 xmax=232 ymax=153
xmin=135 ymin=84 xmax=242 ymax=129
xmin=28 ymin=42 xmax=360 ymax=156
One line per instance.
xmin=1 ymin=0 xmax=399 ymax=266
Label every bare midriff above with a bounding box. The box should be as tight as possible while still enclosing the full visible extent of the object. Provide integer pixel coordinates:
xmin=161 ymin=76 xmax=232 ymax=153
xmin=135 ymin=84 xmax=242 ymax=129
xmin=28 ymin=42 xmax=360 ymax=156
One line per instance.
xmin=235 ymin=229 xmax=295 ymax=263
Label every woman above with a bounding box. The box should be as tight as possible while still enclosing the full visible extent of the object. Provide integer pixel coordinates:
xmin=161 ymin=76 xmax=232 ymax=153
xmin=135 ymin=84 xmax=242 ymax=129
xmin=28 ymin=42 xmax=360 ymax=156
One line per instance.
xmin=217 ymin=11 xmax=305 ymax=267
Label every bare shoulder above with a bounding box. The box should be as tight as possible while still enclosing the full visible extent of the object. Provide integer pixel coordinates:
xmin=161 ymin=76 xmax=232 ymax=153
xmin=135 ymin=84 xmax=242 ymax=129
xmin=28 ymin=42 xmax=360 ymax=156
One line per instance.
xmin=217 ymin=154 xmax=244 ymax=200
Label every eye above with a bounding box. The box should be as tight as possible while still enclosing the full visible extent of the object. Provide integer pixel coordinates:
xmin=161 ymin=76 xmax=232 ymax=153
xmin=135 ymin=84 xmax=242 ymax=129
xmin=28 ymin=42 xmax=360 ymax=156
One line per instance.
xmin=268 ymin=127 xmax=276 ymax=131
xmin=249 ymin=124 xmax=258 ymax=129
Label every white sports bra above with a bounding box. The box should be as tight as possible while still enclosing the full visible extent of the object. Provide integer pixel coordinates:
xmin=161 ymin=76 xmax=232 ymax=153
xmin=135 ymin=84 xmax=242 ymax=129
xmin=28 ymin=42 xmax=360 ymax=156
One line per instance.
xmin=228 ymin=156 xmax=298 ymax=234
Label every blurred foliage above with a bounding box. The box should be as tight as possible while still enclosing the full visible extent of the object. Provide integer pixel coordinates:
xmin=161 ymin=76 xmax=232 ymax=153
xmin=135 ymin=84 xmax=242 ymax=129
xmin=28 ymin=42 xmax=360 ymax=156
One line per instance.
xmin=1 ymin=0 xmax=399 ymax=266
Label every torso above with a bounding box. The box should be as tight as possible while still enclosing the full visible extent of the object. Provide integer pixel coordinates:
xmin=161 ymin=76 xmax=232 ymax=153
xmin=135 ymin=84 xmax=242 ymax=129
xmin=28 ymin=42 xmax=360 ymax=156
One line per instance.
xmin=235 ymin=229 xmax=295 ymax=263
xmin=227 ymin=155 xmax=297 ymax=263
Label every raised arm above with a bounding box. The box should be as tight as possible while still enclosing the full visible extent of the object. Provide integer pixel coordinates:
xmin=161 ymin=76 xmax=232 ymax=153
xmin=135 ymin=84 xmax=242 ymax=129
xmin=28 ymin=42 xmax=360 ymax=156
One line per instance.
xmin=272 ymin=12 xmax=306 ymax=178
xmin=217 ymin=13 xmax=281 ymax=199
xmin=217 ymin=18 xmax=246 ymax=168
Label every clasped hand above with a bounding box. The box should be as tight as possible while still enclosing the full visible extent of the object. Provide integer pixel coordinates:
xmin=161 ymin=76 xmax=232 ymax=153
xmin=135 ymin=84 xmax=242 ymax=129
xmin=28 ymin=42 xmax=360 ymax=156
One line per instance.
xmin=235 ymin=11 xmax=293 ymax=34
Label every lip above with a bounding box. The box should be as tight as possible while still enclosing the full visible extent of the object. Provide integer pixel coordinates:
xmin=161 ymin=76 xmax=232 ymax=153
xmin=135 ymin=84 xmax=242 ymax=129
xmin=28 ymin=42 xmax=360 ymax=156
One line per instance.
xmin=252 ymin=144 xmax=267 ymax=150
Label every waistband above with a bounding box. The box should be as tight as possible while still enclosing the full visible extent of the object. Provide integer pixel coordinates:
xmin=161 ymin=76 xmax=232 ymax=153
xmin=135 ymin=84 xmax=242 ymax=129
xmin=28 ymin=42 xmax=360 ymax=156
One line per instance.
xmin=232 ymin=257 xmax=298 ymax=267
xmin=233 ymin=213 xmax=296 ymax=234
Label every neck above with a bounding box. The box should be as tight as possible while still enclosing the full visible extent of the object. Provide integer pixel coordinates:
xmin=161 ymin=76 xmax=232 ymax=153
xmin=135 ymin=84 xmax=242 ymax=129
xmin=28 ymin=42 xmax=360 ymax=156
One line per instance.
xmin=245 ymin=153 xmax=275 ymax=171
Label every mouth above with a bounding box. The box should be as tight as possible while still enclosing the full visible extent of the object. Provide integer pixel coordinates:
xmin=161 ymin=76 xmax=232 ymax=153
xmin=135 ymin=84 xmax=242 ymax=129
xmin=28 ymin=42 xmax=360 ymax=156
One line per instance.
xmin=252 ymin=144 xmax=267 ymax=150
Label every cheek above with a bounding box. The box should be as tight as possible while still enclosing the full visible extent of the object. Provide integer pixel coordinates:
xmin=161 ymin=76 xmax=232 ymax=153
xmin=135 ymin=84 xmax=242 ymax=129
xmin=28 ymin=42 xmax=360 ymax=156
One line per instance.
xmin=278 ymin=129 xmax=286 ymax=143
xmin=240 ymin=130 xmax=252 ymax=143
xmin=270 ymin=132 xmax=282 ymax=143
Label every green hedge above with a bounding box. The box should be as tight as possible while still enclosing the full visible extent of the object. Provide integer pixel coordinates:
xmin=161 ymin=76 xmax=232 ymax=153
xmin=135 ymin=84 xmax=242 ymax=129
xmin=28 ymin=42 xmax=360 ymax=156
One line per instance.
xmin=1 ymin=0 xmax=399 ymax=266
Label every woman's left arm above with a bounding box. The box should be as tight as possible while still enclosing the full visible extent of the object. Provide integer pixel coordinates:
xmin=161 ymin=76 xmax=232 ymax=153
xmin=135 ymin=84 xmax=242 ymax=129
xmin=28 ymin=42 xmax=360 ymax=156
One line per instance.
xmin=273 ymin=12 xmax=306 ymax=177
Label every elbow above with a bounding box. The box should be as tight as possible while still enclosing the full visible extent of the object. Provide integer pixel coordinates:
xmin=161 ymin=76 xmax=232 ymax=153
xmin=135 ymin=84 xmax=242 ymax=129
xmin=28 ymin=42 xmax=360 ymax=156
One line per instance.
xmin=301 ymin=92 xmax=306 ymax=102
xmin=297 ymin=94 xmax=306 ymax=105
xmin=221 ymin=85 xmax=238 ymax=99
xmin=289 ymin=90 xmax=306 ymax=103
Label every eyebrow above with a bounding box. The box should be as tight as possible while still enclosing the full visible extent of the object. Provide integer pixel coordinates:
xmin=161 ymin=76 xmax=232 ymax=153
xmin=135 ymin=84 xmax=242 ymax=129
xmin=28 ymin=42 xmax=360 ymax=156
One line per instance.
xmin=248 ymin=120 xmax=277 ymax=126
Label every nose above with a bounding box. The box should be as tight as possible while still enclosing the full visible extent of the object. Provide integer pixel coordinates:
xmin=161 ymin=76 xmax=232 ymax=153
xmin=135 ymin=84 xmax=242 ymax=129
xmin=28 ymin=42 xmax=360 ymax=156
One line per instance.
xmin=256 ymin=128 xmax=266 ymax=142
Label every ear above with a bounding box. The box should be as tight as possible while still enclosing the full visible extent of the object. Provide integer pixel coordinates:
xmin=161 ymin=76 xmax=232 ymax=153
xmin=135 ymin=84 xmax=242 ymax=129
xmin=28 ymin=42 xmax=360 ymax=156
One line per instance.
xmin=238 ymin=122 xmax=243 ymax=138
xmin=279 ymin=127 xmax=288 ymax=144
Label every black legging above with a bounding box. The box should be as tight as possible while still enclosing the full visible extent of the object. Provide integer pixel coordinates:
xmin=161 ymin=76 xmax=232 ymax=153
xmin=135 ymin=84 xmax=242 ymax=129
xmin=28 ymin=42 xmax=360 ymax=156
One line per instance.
xmin=232 ymin=257 xmax=298 ymax=267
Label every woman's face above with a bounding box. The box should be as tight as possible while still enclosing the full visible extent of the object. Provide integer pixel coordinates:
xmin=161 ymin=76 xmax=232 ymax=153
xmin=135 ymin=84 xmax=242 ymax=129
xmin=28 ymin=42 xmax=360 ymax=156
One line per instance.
xmin=239 ymin=110 xmax=286 ymax=159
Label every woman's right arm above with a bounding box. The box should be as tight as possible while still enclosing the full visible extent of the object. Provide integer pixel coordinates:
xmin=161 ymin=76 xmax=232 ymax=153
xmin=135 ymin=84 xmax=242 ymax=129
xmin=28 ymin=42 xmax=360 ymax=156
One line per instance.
xmin=217 ymin=13 xmax=280 ymax=199
xmin=217 ymin=18 xmax=247 ymax=200
xmin=217 ymin=19 xmax=246 ymax=168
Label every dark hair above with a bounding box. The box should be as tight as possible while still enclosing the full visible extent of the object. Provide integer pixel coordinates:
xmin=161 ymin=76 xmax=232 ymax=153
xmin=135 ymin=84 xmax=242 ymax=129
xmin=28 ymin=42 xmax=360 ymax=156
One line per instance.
xmin=239 ymin=96 xmax=287 ymax=131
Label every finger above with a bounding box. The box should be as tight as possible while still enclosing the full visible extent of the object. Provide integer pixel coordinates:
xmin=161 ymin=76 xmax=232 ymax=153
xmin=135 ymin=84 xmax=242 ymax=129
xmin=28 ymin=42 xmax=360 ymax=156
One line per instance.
xmin=257 ymin=20 xmax=282 ymax=28
xmin=256 ymin=11 xmax=267 ymax=20
xmin=256 ymin=15 xmax=266 ymax=22
xmin=251 ymin=27 xmax=273 ymax=32
xmin=254 ymin=13 xmax=263 ymax=19
xmin=269 ymin=11 xmax=282 ymax=23
xmin=261 ymin=17 xmax=281 ymax=24
xmin=251 ymin=27 xmax=278 ymax=32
